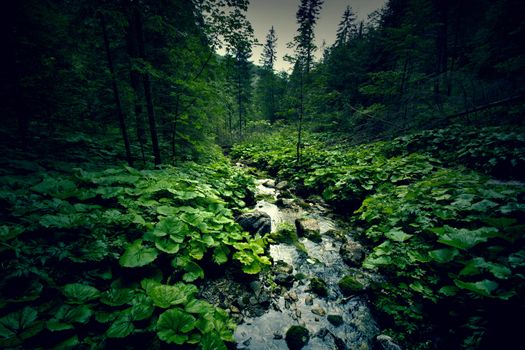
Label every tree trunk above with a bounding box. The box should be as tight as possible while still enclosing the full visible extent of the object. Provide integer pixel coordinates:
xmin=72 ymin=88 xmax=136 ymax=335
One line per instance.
xmin=296 ymin=68 xmax=304 ymax=163
xmin=126 ymin=8 xmax=146 ymax=165
xmin=134 ymin=6 xmax=161 ymax=166
xmin=100 ymin=14 xmax=133 ymax=167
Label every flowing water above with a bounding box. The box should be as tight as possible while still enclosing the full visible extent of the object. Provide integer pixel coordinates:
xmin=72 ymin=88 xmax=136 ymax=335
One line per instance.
xmin=234 ymin=179 xmax=380 ymax=350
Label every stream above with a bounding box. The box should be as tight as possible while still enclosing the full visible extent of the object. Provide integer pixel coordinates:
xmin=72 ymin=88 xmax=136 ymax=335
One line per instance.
xmin=232 ymin=178 xmax=382 ymax=350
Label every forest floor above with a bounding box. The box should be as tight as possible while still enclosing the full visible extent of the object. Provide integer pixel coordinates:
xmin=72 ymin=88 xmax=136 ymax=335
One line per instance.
xmin=1 ymin=124 xmax=525 ymax=350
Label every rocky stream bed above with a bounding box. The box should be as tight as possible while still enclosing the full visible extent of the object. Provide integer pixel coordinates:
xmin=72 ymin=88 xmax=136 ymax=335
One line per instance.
xmin=201 ymin=177 xmax=401 ymax=350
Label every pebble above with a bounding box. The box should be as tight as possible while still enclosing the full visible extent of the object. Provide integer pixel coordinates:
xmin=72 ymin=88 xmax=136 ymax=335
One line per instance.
xmin=230 ymin=305 xmax=240 ymax=313
xmin=305 ymin=295 xmax=313 ymax=305
xmin=311 ymin=306 xmax=326 ymax=316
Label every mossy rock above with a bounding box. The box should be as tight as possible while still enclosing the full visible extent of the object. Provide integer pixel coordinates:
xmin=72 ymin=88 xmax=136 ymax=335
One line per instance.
xmin=309 ymin=277 xmax=328 ymax=297
xmin=338 ymin=275 xmax=364 ymax=296
xmin=285 ymin=325 xmax=310 ymax=350
xmin=327 ymin=314 xmax=344 ymax=327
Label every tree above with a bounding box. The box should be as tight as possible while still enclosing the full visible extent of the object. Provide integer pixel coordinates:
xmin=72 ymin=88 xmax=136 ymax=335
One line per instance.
xmin=289 ymin=0 xmax=324 ymax=162
xmin=259 ymin=26 xmax=278 ymax=123
xmin=335 ymin=5 xmax=357 ymax=47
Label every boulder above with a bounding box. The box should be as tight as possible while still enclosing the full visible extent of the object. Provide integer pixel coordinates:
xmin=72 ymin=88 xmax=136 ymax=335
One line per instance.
xmin=327 ymin=315 xmax=344 ymax=327
xmin=338 ymin=275 xmax=364 ymax=297
xmin=309 ymin=277 xmax=328 ymax=297
xmin=285 ymin=325 xmax=310 ymax=350
xmin=295 ymin=218 xmax=322 ymax=243
xmin=339 ymin=240 xmax=366 ymax=267
xmin=377 ymin=334 xmax=402 ymax=350
xmin=236 ymin=211 xmax=271 ymax=235
xmin=275 ymin=181 xmax=289 ymax=190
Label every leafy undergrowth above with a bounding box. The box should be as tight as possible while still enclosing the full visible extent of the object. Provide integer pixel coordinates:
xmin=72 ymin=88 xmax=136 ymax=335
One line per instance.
xmin=232 ymin=125 xmax=525 ymax=349
xmin=0 ymin=142 xmax=270 ymax=349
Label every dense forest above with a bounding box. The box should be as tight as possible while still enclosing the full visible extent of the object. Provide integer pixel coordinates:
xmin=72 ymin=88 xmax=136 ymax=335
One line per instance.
xmin=1 ymin=0 xmax=524 ymax=349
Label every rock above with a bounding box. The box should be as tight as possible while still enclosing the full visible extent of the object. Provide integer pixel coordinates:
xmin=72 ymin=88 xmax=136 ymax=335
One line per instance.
xmin=311 ymin=306 xmax=326 ymax=316
xmin=250 ymin=281 xmax=262 ymax=296
xmin=295 ymin=218 xmax=322 ymax=243
xmin=230 ymin=305 xmax=240 ymax=313
xmin=309 ymin=277 xmax=328 ymax=297
xmin=263 ymin=179 xmax=276 ymax=187
xmin=275 ymin=260 xmax=294 ymax=275
xmin=288 ymin=291 xmax=299 ymax=302
xmin=276 ymin=181 xmax=289 ymax=190
xmin=285 ymin=325 xmax=310 ymax=350
xmin=273 ymin=332 xmax=283 ymax=340
xmin=236 ymin=211 xmax=271 ymax=235
xmin=340 ymin=240 xmax=366 ymax=267
xmin=275 ymin=273 xmax=294 ymax=288
xmin=327 ymin=315 xmax=344 ymax=327
xmin=338 ymin=275 xmax=364 ymax=297
xmin=377 ymin=334 xmax=402 ymax=350
xmin=304 ymin=295 xmax=313 ymax=306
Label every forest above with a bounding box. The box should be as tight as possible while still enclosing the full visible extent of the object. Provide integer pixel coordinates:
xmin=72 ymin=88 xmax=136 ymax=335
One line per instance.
xmin=0 ymin=0 xmax=524 ymax=349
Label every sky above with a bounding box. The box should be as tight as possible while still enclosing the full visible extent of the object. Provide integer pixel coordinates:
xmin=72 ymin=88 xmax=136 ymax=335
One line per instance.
xmin=247 ymin=0 xmax=387 ymax=72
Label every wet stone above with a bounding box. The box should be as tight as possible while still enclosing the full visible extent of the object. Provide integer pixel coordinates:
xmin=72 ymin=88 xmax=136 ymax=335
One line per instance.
xmin=311 ymin=306 xmax=326 ymax=316
xmin=305 ymin=295 xmax=313 ymax=305
xmin=236 ymin=211 xmax=271 ymax=235
xmin=340 ymin=240 xmax=366 ymax=267
xmin=295 ymin=218 xmax=322 ymax=243
xmin=274 ymin=260 xmax=294 ymax=274
xmin=275 ymin=273 xmax=294 ymax=288
xmin=275 ymin=181 xmax=289 ymax=190
xmin=327 ymin=314 xmax=344 ymax=327
xmin=310 ymin=277 xmax=328 ymax=297
xmin=285 ymin=325 xmax=310 ymax=350
xmin=273 ymin=332 xmax=283 ymax=340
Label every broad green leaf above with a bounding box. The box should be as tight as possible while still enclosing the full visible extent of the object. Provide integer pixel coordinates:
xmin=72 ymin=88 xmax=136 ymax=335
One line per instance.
xmin=154 ymin=217 xmax=188 ymax=243
xmin=0 ymin=307 xmax=42 ymax=341
xmin=119 ymin=240 xmax=158 ymax=267
xmin=47 ymin=305 xmax=92 ymax=331
xmin=213 ymin=245 xmax=230 ymax=264
xmin=100 ymin=288 xmax=134 ymax=306
xmin=130 ymin=295 xmax=154 ymax=321
xmin=454 ymin=279 xmax=499 ymax=297
xmin=156 ymin=308 xmax=196 ymax=344
xmin=200 ymin=332 xmax=227 ymax=350
xmin=62 ymin=284 xmax=100 ymax=304
xmin=185 ymin=299 xmax=214 ymax=314
xmin=148 ymin=283 xmax=198 ymax=308
xmin=428 ymin=248 xmax=459 ymax=263
xmin=435 ymin=226 xmax=499 ymax=250
xmin=385 ymin=227 xmax=412 ymax=242
xmin=154 ymin=236 xmax=181 ymax=254
xmin=106 ymin=314 xmax=134 ymax=338
xmin=182 ymin=261 xmax=204 ymax=282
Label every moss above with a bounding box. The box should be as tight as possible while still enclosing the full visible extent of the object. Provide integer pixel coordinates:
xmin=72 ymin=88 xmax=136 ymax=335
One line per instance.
xmin=338 ymin=275 xmax=364 ymax=296
xmin=310 ymin=277 xmax=328 ymax=297
xmin=285 ymin=325 xmax=310 ymax=350
xmin=267 ymin=223 xmax=307 ymax=253
xmin=327 ymin=314 xmax=344 ymax=327
xmin=295 ymin=272 xmax=307 ymax=281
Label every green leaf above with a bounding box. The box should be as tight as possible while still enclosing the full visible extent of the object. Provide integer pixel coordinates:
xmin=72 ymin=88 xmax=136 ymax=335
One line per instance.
xmin=154 ymin=236 xmax=181 ymax=254
xmin=0 ymin=307 xmax=42 ymax=341
xmin=119 ymin=240 xmax=158 ymax=267
xmin=200 ymin=332 xmax=227 ymax=350
xmin=156 ymin=308 xmax=196 ymax=345
xmin=454 ymin=279 xmax=499 ymax=297
xmin=106 ymin=314 xmax=134 ymax=338
xmin=148 ymin=283 xmax=198 ymax=308
xmin=130 ymin=295 xmax=155 ymax=321
xmin=62 ymin=284 xmax=100 ymax=304
xmin=213 ymin=245 xmax=230 ymax=264
xmin=182 ymin=261 xmax=204 ymax=282
xmin=438 ymin=286 xmax=459 ymax=296
xmin=435 ymin=226 xmax=500 ymax=250
xmin=385 ymin=227 xmax=412 ymax=242
xmin=428 ymin=248 xmax=459 ymax=263
xmin=100 ymin=288 xmax=134 ymax=306
xmin=154 ymin=217 xmax=188 ymax=243
xmin=47 ymin=305 xmax=92 ymax=331
xmin=185 ymin=299 xmax=214 ymax=314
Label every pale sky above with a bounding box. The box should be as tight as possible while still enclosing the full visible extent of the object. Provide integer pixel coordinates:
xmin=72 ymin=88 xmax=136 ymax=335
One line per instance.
xmin=247 ymin=0 xmax=387 ymax=72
